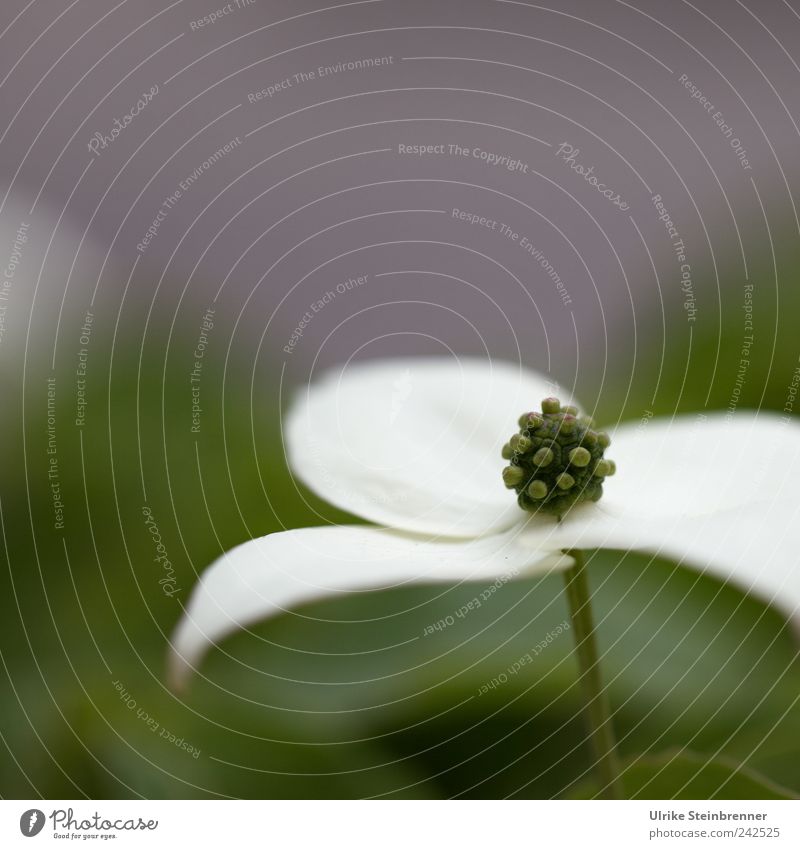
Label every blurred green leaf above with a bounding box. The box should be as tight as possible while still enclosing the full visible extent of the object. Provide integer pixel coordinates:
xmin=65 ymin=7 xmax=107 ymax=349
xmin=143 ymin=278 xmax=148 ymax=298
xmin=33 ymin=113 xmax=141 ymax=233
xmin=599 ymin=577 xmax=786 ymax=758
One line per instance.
xmin=622 ymin=750 xmax=797 ymax=800
xmin=3 ymin=288 xmax=800 ymax=797
xmin=569 ymin=750 xmax=797 ymax=799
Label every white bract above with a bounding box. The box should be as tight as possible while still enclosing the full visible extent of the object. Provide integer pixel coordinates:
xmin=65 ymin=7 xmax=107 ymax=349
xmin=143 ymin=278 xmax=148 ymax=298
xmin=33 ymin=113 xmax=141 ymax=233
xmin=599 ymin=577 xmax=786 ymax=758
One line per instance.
xmin=168 ymin=358 xmax=799 ymax=689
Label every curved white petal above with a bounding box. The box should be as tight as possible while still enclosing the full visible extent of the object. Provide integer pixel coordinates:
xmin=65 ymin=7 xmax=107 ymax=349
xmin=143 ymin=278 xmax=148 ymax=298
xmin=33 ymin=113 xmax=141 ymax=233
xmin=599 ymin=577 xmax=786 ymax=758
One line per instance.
xmin=605 ymin=411 xmax=795 ymax=519
xmin=168 ymin=523 xmax=568 ymax=690
xmin=520 ymin=412 xmax=800 ymax=622
xmin=286 ymin=357 xmax=574 ymax=537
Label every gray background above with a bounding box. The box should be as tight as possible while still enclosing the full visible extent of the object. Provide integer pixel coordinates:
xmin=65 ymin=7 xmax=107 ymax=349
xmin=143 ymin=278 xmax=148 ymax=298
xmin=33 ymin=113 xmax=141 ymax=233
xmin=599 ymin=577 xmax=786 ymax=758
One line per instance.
xmin=3 ymin=0 xmax=798 ymax=405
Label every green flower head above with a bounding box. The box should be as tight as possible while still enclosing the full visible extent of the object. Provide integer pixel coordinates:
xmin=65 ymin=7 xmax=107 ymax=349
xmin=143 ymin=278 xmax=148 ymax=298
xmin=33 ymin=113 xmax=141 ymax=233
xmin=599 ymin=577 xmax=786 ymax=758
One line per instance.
xmin=501 ymin=397 xmax=615 ymax=517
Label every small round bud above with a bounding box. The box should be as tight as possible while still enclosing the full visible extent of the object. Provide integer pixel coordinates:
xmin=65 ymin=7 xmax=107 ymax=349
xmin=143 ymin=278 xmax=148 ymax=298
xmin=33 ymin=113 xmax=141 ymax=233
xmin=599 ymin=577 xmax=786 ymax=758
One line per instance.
xmin=527 ymin=480 xmax=548 ymax=500
xmin=558 ymin=414 xmax=577 ymax=435
xmin=518 ymin=412 xmax=542 ymax=430
xmin=594 ymin=459 xmax=615 ymax=477
xmin=562 ymin=405 xmax=579 ymax=417
xmin=541 ymin=397 xmax=561 ymax=414
xmin=556 ymin=472 xmax=575 ymax=490
xmin=532 ymin=447 xmax=554 ymax=467
xmin=581 ymin=430 xmax=598 ymax=447
xmin=568 ymin=447 xmax=591 ymax=468
xmin=501 ymin=443 xmax=513 ymax=460
xmin=510 ymin=433 xmax=532 ymax=454
xmin=597 ymin=431 xmax=611 ymax=448
xmin=502 ymin=465 xmax=525 ymax=488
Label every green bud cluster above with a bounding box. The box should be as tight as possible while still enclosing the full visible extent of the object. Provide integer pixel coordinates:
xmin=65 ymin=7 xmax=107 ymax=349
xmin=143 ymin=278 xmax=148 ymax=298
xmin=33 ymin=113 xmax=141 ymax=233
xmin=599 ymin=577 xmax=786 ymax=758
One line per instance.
xmin=500 ymin=397 xmax=615 ymax=517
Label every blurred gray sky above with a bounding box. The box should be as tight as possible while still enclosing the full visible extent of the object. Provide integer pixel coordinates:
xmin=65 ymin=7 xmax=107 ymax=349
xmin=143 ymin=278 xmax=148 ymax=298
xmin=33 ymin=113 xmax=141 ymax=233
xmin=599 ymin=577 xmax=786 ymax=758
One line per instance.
xmin=1 ymin=0 xmax=798 ymax=400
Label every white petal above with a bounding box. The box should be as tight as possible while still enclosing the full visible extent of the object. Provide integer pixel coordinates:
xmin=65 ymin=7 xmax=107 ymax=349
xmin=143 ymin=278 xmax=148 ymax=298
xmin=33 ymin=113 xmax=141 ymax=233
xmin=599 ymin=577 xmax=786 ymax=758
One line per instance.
xmin=520 ymin=412 xmax=800 ymax=622
xmin=286 ymin=358 xmax=574 ymax=537
xmin=604 ymin=411 xmax=794 ymax=519
xmin=168 ymin=523 xmax=567 ymax=690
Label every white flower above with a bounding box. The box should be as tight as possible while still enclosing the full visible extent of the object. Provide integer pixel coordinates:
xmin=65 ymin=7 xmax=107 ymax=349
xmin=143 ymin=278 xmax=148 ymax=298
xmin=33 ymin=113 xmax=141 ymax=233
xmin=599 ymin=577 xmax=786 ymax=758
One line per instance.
xmin=168 ymin=358 xmax=800 ymax=689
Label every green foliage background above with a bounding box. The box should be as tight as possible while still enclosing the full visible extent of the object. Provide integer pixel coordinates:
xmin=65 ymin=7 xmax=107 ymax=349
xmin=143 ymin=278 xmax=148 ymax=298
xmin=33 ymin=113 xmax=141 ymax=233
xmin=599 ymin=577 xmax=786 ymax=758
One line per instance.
xmin=1 ymin=234 xmax=798 ymax=800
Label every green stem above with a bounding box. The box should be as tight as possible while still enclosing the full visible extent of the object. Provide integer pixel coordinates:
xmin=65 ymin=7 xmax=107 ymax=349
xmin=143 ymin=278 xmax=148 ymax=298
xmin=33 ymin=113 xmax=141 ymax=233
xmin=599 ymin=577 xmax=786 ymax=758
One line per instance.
xmin=562 ymin=549 xmax=624 ymax=799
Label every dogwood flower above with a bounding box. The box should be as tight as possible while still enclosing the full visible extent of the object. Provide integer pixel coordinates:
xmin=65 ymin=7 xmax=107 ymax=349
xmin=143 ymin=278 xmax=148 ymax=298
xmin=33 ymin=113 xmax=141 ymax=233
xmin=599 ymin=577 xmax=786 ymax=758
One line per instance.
xmin=168 ymin=358 xmax=799 ymax=690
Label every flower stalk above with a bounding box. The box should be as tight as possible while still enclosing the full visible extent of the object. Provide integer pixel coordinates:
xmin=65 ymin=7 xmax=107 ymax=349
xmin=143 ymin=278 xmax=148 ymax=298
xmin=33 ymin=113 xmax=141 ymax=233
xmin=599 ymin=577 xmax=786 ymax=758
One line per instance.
xmin=562 ymin=549 xmax=624 ymax=799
